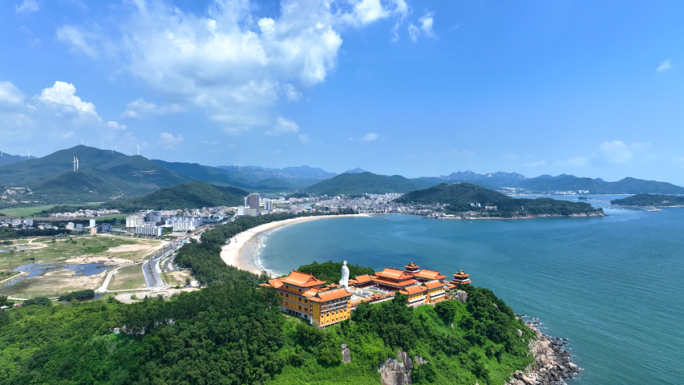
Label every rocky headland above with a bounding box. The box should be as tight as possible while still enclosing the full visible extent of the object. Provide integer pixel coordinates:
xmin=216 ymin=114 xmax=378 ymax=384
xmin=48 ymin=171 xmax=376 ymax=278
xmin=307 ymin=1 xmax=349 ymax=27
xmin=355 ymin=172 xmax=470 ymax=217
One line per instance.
xmin=506 ymin=318 xmax=580 ymax=385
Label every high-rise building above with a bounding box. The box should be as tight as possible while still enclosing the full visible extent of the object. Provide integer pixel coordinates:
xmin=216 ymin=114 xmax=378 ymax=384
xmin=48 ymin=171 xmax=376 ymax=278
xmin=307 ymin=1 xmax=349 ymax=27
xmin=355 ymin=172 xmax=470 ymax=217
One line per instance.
xmin=89 ymin=219 xmax=96 ymax=228
xmin=264 ymin=199 xmax=274 ymax=211
xmin=246 ymin=193 xmax=260 ymax=210
xmin=126 ymin=215 xmax=145 ymax=228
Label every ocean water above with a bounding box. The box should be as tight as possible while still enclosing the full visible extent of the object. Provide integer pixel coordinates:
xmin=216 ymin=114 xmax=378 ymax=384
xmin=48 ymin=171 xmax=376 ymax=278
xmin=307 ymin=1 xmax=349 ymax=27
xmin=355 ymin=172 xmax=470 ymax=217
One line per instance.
xmin=258 ymin=208 xmax=684 ymax=384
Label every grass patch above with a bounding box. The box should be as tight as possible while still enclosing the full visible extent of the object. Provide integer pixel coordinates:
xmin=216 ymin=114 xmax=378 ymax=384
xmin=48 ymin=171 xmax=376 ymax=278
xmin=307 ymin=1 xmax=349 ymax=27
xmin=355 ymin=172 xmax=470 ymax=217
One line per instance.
xmin=0 ymin=205 xmax=56 ymax=218
xmin=108 ymin=264 xmax=146 ymax=291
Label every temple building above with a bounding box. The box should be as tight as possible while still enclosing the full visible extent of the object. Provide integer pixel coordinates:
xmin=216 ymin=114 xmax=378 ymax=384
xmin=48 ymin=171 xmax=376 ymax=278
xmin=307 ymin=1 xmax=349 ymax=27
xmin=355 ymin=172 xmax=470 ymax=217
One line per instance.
xmin=263 ymin=262 xmax=472 ymax=327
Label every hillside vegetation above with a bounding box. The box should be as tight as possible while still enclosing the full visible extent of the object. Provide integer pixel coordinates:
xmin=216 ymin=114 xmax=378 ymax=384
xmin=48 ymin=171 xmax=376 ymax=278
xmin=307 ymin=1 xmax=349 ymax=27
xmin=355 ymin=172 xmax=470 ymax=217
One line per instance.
xmin=0 ymin=146 xmax=191 ymax=204
xmin=102 ymin=180 xmax=248 ymax=212
xmin=397 ymin=183 xmax=604 ymax=217
xmin=611 ymin=194 xmax=684 ymax=207
xmin=305 ymin=172 xmax=433 ymax=196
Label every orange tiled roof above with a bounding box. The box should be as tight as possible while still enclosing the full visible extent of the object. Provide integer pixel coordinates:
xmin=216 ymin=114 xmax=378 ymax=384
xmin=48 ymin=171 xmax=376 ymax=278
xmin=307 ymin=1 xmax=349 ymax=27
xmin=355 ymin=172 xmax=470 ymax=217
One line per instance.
xmin=423 ymin=280 xmax=445 ymax=290
xmin=375 ymin=267 xmax=414 ymax=281
xmin=453 ymin=270 xmax=470 ymax=278
xmin=267 ymin=278 xmax=284 ymax=289
xmin=400 ymin=285 xmax=427 ymax=295
xmin=413 ymin=269 xmax=447 ymax=280
xmin=404 ymin=261 xmax=420 ymax=269
xmin=282 ymin=270 xmax=326 ymax=287
xmin=354 ymin=274 xmax=373 ymax=284
xmin=309 ymin=287 xmax=354 ymax=302
xmin=371 ymin=277 xmax=418 ymax=287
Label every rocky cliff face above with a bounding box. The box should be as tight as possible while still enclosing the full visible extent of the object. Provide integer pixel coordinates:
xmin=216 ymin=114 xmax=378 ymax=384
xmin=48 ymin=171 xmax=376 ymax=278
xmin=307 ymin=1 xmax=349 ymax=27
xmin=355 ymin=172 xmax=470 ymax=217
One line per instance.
xmin=505 ymin=323 xmax=579 ymax=385
xmin=378 ymin=350 xmax=428 ymax=385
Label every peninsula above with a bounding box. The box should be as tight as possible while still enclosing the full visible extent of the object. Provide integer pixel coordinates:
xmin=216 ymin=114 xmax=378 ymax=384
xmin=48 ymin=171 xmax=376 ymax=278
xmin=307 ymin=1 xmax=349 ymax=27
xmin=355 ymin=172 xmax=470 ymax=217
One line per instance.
xmin=611 ymin=194 xmax=684 ymax=207
xmin=394 ymin=183 xmax=605 ymax=219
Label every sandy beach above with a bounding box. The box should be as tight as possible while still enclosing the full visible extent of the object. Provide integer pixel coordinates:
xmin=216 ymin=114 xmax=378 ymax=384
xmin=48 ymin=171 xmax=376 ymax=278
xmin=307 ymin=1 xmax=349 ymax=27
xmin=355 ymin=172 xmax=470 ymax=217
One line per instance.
xmin=220 ymin=214 xmax=370 ymax=274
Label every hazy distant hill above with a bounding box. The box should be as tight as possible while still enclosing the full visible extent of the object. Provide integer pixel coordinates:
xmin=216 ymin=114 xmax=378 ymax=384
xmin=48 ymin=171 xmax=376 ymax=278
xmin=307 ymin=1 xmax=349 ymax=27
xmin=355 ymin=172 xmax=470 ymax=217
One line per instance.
xmin=517 ymin=175 xmax=684 ymax=194
xmin=152 ymin=160 xmax=249 ymax=187
xmin=305 ymin=172 xmax=433 ymax=196
xmin=611 ymin=194 xmax=684 ymax=207
xmin=103 ymin=181 xmax=248 ymax=212
xmin=213 ymin=165 xmax=336 ymax=188
xmin=0 ymin=152 xmax=36 ymax=167
xmin=396 ymin=183 xmax=603 ymax=217
xmin=0 ymin=146 xmax=191 ymax=203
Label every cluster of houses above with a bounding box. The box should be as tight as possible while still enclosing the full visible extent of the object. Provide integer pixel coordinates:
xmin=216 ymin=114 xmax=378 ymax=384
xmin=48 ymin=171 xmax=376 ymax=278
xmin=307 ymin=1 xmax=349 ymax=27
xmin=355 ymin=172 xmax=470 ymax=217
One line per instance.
xmin=49 ymin=208 xmax=120 ymax=218
xmin=262 ymin=261 xmax=472 ymax=328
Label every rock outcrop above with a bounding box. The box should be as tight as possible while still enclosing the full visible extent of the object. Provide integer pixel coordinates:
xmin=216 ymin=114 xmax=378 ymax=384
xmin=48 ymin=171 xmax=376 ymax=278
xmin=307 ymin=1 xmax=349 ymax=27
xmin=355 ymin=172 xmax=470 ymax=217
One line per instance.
xmin=341 ymin=344 xmax=351 ymax=364
xmin=378 ymin=350 xmax=428 ymax=385
xmin=505 ymin=323 xmax=579 ymax=385
xmin=453 ymin=290 xmax=468 ymax=304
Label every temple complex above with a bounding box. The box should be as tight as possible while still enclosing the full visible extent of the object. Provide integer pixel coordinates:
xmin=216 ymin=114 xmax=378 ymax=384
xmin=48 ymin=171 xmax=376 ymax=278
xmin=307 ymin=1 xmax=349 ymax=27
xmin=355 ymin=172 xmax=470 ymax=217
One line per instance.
xmin=263 ymin=261 xmax=472 ymax=328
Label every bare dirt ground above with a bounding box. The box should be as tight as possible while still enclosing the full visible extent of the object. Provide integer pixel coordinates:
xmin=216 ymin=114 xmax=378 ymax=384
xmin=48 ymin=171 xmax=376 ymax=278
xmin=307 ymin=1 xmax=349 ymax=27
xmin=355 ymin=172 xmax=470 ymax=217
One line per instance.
xmin=64 ymin=256 xmax=131 ymax=265
xmin=2 ymin=269 xmax=107 ymax=298
xmin=115 ymin=287 xmax=199 ymax=304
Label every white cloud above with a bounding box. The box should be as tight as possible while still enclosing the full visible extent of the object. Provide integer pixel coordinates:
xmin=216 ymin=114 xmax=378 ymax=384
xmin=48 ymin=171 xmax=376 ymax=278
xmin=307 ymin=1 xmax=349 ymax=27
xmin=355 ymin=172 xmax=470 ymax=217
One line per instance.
xmin=419 ymin=12 xmax=434 ymax=37
xmin=56 ymin=26 xmax=98 ymax=58
xmin=524 ymin=160 xmax=546 ymax=167
xmin=360 ymin=132 xmax=379 ymax=142
xmin=0 ymin=81 xmax=25 ymax=105
xmin=15 ymin=0 xmax=39 ymax=14
xmin=408 ymin=11 xmax=435 ymax=41
xmin=657 ymin=59 xmax=672 ymax=72
xmin=599 ymin=140 xmax=650 ymax=164
xmin=408 ymin=23 xmax=419 ymax=41
xmin=107 ymin=121 xmax=127 ymax=130
xmin=265 ymin=116 xmax=300 ymax=136
xmin=299 ymin=134 xmax=310 ymax=143
xmin=58 ymin=0 xmax=412 ymax=131
xmin=121 ymin=98 xmax=183 ymax=119
xmin=158 ymin=132 xmax=185 ymax=150
xmin=566 ymin=157 xmax=589 ymax=166
xmin=38 ymin=81 xmax=100 ymax=120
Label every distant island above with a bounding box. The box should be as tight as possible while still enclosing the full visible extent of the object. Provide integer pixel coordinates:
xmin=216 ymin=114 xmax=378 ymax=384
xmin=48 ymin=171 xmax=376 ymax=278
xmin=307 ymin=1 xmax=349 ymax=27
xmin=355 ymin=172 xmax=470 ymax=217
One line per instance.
xmin=611 ymin=194 xmax=684 ymax=207
xmin=395 ymin=183 xmax=605 ymax=219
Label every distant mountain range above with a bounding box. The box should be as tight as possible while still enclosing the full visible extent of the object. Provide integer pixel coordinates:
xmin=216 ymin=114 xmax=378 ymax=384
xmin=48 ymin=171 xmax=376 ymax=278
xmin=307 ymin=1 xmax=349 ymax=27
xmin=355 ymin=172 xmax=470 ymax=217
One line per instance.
xmin=304 ymin=172 xmax=432 ymax=196
xmin=1 ymin=146 xmax=683 ymax=207
xmin=0 ymin=152 xmax=36 ymax=167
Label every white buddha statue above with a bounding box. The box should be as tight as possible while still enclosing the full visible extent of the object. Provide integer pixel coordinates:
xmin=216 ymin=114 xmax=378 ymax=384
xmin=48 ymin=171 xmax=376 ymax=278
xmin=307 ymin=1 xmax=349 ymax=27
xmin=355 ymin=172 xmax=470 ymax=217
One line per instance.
xmin=339 ymin=260 xmax=350 ymax=291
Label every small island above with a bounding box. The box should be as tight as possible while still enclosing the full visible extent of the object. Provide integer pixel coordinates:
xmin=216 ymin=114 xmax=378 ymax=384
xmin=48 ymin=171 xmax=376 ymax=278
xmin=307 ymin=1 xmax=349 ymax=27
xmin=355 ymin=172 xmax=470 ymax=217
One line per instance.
xmin=395 ymin=183 xmax=605 ymax=219
xmin=611 ymin=194 xmax=684 ymax=207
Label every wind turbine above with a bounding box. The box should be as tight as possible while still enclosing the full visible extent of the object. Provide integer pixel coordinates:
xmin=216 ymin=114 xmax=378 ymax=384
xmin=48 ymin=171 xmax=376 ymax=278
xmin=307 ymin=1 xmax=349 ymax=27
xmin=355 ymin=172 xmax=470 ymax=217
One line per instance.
xmin=137 ymin=144 xmax=141 ymax=156
xmin=73 ymin=157 xmax=77 ymax=172
xmin=27 ymin=151 xmax=30 ymax=160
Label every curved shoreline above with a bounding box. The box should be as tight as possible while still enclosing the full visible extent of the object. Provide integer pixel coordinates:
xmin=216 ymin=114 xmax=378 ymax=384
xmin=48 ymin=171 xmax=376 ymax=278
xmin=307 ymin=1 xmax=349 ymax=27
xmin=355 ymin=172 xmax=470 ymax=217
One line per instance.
xmin=220 ymin=214 xmax=371 ymax=275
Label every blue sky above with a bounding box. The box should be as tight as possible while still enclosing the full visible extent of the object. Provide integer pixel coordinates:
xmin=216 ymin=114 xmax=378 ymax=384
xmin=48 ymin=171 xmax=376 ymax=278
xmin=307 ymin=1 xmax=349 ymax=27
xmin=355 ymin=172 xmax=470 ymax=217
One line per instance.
xmin=1 ymin=0 xmax=683 ymax=184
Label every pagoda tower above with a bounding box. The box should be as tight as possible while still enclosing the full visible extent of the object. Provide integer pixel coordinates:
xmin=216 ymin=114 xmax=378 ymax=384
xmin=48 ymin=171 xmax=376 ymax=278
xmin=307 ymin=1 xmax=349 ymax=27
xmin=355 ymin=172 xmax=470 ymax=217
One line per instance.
xmin=451 ymin=270 xmax=471 ymax=285
xmin=404 ymin=261 xmax=421 ymax=274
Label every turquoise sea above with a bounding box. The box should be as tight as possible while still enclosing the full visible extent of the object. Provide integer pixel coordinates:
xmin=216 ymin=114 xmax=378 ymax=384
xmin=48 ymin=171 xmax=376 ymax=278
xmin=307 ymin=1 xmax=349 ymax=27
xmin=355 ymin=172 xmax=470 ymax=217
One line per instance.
xmin=258 ymin=202 xmax=684 ymax=384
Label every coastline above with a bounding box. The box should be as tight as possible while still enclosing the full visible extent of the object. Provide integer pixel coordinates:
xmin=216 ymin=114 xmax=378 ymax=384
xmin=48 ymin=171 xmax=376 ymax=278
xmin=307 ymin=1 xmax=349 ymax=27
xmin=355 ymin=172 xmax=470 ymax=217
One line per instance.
xmin=220 ymin=214 xmax=371 ymax=275
xmin=439 ymin=212 xmax=606 ymax=220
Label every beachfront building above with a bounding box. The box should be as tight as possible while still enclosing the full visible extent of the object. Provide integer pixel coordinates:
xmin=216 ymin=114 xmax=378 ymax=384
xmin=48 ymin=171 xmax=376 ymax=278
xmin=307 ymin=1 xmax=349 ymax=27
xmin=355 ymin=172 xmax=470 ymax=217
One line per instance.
xmin=263 ymin=262 xmax=471 ymax=327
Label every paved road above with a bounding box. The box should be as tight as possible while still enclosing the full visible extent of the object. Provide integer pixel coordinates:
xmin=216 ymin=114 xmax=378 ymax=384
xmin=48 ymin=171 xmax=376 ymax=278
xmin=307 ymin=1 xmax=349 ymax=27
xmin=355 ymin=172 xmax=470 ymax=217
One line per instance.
xmin=143 ymin=244 xmax=179 ymax=288
xmin=95 ymin=263 xmax=141 ymax=293
xmin=163 ymin=254 xmax=177 ymax=272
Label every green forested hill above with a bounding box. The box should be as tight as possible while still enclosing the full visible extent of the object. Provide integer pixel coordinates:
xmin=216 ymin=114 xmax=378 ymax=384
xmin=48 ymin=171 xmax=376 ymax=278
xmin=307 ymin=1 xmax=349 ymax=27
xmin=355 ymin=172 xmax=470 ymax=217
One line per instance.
xmin=0 ymin=146 xmax=192 ymax=203
xmin=305 ymin=172 xmax=433 ymax=196
xmin=396 ymin=183 xmax=604 ymax=217
xmin=517 ymin=175 xmax=684 ymax=194
xmin=611 ymin=194 xmax=684 ymax=206
xmin=103 ymin=180 xmax=248 ymax=211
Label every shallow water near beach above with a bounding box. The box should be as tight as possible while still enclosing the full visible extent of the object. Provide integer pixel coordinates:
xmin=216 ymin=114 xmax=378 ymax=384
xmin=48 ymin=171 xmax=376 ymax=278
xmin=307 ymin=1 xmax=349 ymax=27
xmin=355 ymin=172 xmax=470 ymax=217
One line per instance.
xmin=259 ymin=208 xmax=684 ymax=384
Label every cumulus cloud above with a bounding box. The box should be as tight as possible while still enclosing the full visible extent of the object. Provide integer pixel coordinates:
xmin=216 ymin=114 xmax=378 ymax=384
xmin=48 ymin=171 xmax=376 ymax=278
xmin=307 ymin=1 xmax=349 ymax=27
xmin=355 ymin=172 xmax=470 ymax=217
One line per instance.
xmin=599 ymin=140 xmax=650 ymax=164
xmin=15 ymin=0 xmax=39 ymax=14
xmin=121 ymin=98 xmax=183 ymax=119
xmin=657 ymin=59 xmax=672 ymax=72
xmin=360 ymin=132 xmax=379 ymax=142
xmin=0 ymin=81 xmax=25 ymax=105
xmin=419 ymin=12 xmax=434 ymax=37
xmin=107 ymin=121 xmax=127 ymax=130
xmin=408 ymin=11 xmax=435 ymax=41
xmin=158 ymin=132 xmax=185 ymax=150
xmin=524 ymin=160 xmax=546 ymax=167
xmin=38 ymin=81 xmax=100 ymax=120
xmin=265 ymin=116 xmax=300 ymax=136
xmin=58 ymin=0 xmax=414 ymax=131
